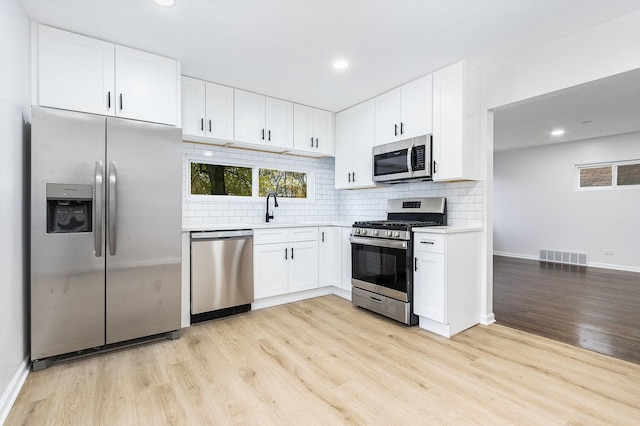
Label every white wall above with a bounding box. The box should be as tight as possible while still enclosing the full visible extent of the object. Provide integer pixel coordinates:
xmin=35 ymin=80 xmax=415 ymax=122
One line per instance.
xmin=494 ymin=132 xmax=640 ymax=272
xmin=0 ymin=0 xmax=31 ymax=422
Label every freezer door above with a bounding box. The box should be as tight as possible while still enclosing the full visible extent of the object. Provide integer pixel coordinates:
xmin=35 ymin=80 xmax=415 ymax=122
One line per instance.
xmin=105 ymin=118 xmax=182 ymax=344
xmin=30 ymin=106 xmax=106 ymax=360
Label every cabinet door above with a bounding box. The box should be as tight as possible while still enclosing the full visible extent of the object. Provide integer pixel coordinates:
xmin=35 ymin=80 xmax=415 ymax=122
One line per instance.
xmin=341 ymin=228 xmax=353 ymax=291
xmin=181 ymin=76 xmax=206 ymax=137
xmin=334 ymin=107 xmax=355 ymax=189
xmin=352 ymin=99 xmax=376 ymax=188
xmin=318 ymin=227 xmax=341 ymax=287
xmin=413 ymin=251 xmax=446 ymax=323
xmin=115 ymin=46 xmax=178 ymax=125
xmin=206 ymin=82 xmax=234 ymax=141
xmin=432 ymin=63 xmax=464 ymax=181
xmin=401 ymin=74 xmax=433 ymax=139
xmin=265 ymin=97 xmax=294 ymax=149
xmin=289 ymin=241 xmax=319 ymax=292
xmin=38 ymin=25 xmax=115 ymax=116
xmin=293 ymin=104 xmax=315 ymax=151
xmin=254 ymin=243 xmax=289 ymax=299
xmin=374 ymin=88 xmax=401 ymax=146
xmin=234 ymin=89 xmax=266 ymax=144
xmin=313 ymin=108 xmax=334 ymax=155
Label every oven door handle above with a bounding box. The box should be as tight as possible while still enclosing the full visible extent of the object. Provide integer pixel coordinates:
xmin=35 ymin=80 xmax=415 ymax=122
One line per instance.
xmin=349 ymin=236 xmax=408 ymax=250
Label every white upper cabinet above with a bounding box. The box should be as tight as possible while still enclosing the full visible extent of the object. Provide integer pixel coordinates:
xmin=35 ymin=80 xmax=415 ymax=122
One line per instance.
xmin=293 ymin=104 xmax=334 ymax=156
xmin=205 ymin=82 xmax=234 ymax=141
xmin=234 ymin=89 xmax=293 ymax=150
xmin=181 ymin=77 xmax=234 ymax=141
xmin=115 ymin=46 xmax=178 ymax=125
xmin=181 ymin=77 xmax=206 ymax=137
xmin=374 ymin=74 xmax=432 ymax=145
xmin=38 ymin=25 xmax=115 ymax=116
xmin=432 ymin=61 xmax=480 ymax=181
xmin=37 ymin=25 xmax=178 ymax=125
xmin=335 ymin=99 xmax=376 ymax=189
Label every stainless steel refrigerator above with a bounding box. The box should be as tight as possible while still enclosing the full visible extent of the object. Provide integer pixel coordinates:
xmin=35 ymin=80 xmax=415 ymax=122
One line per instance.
xmin=30 ymin=106 xmax=182 ymax=370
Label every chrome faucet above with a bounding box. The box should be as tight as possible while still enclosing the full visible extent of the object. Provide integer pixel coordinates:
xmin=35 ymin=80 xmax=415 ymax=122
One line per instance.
xmin=265 ymin=192 xmax=278 ymax=222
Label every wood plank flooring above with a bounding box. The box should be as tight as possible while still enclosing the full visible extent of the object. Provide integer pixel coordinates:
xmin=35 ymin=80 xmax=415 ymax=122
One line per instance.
xmin=8 ymin=294 xmax=640 ymax=425
xmin=494 ymin=255 xmax=640 ymax=364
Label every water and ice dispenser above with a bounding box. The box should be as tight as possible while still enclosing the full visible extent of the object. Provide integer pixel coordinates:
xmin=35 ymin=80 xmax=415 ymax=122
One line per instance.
xmin=46 ymin=183 xmax=93 ymax=233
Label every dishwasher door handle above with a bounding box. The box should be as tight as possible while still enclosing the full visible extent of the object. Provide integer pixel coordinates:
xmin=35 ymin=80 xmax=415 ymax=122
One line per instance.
xmin=191 ymin=230 xmax=253 ymax=239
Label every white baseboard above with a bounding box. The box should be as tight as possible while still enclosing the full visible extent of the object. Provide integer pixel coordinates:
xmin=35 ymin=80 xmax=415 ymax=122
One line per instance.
xmin=493 ymin=251 xmax=640 ymax=273
xmin=0 ymin=355 xmax=30 ymax=425
xmin=481 ymin=313 xmax=495 ymax=325
xmin=252 ymin=286 xmax=335 ymax=311
xmin=493 ymin=251 xmax=538 ymax=261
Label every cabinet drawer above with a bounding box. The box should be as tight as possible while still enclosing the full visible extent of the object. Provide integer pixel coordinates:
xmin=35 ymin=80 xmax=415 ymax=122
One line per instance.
xmin=288 ymin=227 xmax=318 ymax=242
xmin=254 ymin=229 xmax=288 ymax=245
xmin=414 ymin=233 xmax=445 ymax=253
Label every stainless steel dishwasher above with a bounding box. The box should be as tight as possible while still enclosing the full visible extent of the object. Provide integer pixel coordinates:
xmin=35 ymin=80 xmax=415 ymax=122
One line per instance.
xmin=190 ymin=230 xmax=254 ymax=322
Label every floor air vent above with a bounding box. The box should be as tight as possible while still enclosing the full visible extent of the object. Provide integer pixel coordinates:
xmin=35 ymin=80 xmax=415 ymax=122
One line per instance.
xmin=539 ymin=249 xmax=588 ymax=266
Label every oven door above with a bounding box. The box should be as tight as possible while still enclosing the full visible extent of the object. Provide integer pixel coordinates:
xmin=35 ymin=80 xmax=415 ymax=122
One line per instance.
xmin=349 ymin=236 xmax=409 ymax=301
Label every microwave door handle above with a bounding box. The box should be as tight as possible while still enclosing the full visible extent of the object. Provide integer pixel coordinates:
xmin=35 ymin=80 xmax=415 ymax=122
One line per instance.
xmin=407 ymin=141 xmax=415 ymax=176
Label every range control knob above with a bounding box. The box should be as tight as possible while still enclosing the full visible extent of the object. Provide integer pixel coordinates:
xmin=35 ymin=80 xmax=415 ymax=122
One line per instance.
xmin=373 ymin=230 xmax=379 ymax=236
xmin=393 ymin=231 xmax=401 ymax=238
xmin=361 ymin=229 xmax=367 ymax=235
xmin=386 ymin=231 xmax=392 ymax=237
xmin=354 ymin=228 xmax=360 ymax=235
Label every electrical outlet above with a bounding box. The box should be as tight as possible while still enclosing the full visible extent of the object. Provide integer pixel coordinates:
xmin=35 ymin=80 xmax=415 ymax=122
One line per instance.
xmin=604 ymin=250 xmax=615 ymax=256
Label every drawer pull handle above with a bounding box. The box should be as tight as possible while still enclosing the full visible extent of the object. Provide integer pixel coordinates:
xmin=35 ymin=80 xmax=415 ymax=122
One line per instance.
xmin=421 ymin=241 xmax=435 ymax=245
xmin=370 ymin=297 xmax=382 ymax=304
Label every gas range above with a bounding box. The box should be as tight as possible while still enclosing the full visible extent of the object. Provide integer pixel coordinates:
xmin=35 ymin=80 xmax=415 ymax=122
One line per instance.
xmin=349 ymin=197 xmax=447 ymax=326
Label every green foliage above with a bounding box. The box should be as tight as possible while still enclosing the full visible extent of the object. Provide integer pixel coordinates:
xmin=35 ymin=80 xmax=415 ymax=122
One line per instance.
xmin=190 ymin=163 xmax=252 ymax=196
xmin=259 ymin=169 xmax=307 ymax=198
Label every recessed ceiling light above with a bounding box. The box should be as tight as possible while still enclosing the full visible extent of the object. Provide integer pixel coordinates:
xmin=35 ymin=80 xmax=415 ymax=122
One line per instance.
xmin=550 ymin=129 xmax=565 ymax=137
xmin=153 ymin=0 xmax=176 ymax=7
xmin=333 ymin=60 xmax=349 ymax=69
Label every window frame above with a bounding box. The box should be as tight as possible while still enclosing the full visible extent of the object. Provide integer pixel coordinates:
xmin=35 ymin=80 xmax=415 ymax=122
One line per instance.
xmin=186 ymin=155 xmax=315 ymax=203
xmin=575 ymin=160 xmax=640 ymax=191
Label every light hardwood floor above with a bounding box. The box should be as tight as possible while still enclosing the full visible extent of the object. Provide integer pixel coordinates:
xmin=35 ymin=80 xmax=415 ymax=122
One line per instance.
xmin=7 ymin=295 xmax=640 ymax=425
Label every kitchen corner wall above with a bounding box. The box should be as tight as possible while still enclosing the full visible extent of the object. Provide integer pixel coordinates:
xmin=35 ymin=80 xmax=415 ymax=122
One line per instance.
xmin=182 ymin=143 xmax=484 ymax=228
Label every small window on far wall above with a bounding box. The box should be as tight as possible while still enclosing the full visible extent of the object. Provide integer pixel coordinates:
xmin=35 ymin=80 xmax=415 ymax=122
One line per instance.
xmin=191 ymin=162 xmax=252 ymax=196
xmin=577 ymin=161 xmax=640 ymax=190
xmin=579 ymin=166 xmax=612 ymax=188
xmin=258 ymin=168 xmax=308 ymax=198
xmin=617 ymin=163 xmax=640 ymax=186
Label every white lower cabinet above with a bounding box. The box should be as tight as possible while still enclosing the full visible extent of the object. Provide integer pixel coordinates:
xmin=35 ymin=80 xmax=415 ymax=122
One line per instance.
xmin=413 ymin=229 xmax=481 ymax=337
xmin=253 ymin=227 xmax=318 ymax=299
xmin=318 ymin=226 xmax=342 ymax=287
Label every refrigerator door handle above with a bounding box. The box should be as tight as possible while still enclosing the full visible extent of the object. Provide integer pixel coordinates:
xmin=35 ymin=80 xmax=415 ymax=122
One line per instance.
xmin=94 ymin=161 xmax=104 ymax=257
xmin=108 ymin=161 xmax=118 ymax=256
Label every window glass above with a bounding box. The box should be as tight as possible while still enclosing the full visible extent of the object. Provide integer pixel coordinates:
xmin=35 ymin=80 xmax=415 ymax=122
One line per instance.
xmin=258 ymin=168 xmax=308 ymax=198
xmin=617 ymin=163 xmax=640 ymax=186
xmin=190 ymin=163 xmax=252 ymax=196
xmin=579 ymin=166 xmax=612 ymax=188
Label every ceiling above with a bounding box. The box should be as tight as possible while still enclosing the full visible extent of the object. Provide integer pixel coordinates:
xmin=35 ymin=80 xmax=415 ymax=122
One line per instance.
xmin=493 ymin=67 xmax=640 ymax=152
xmin=21 ymin=0 xmax=640 ymax=113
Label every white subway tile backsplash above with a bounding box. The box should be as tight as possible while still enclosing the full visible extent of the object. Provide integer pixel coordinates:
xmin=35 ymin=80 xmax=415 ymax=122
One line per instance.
xmin=182 ymin=144 xmax=484 ymax=227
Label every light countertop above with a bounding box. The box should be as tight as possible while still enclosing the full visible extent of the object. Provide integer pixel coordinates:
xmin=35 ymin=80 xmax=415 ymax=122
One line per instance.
xmin=184 ymin=221 xmax=353 ymax=232
xmin=412 ymin=226 xmax=483 ymax=234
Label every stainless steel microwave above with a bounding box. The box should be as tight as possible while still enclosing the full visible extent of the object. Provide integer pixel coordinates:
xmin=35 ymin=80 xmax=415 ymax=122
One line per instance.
xmin=372 ymin=135 xmax=432 ymax=183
